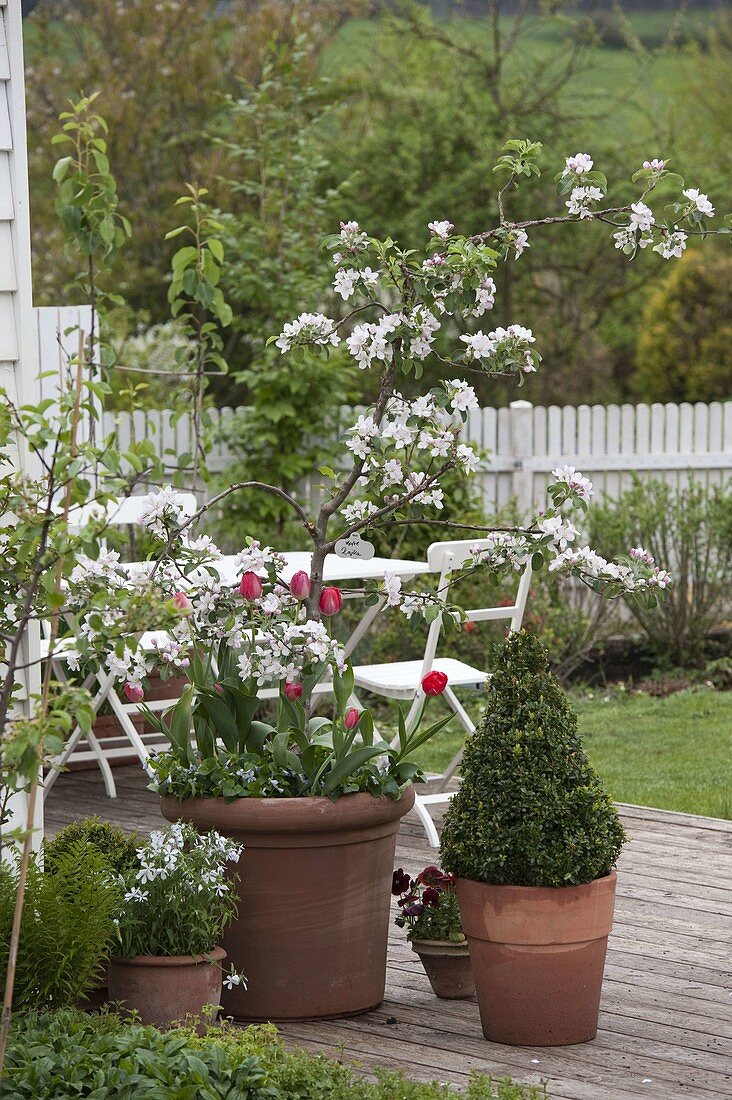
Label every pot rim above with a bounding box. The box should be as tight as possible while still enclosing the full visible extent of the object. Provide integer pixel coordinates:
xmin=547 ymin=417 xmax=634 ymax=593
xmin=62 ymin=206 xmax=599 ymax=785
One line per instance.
xmin=410 ymin=936 xmax=468 ymax=948
xmin=110 ymin=945 xmax=226 ymax=968
xmin=457 ymin=869 xmax=617 ymax=899
xmin=161 ymin=787 xmax=415 ymax=835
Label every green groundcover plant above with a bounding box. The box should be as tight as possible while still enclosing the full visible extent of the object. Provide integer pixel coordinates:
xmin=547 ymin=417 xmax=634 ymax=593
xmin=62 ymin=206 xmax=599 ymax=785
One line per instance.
xmin=0 ymin=1010 xmax=549 ymax=1099
xmin=44 ymin=817 xmax=140 ymax=878
xmin=441 ymin=631 xmax=626 ymax=887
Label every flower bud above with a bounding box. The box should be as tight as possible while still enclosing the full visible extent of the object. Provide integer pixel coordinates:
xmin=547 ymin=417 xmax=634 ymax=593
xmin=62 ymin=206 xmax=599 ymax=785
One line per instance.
xmin=319 ymin=586 xmax=343 ymax=616
xmin=290 ymin=570 xmax=311 ymax=601
xmin=344 ymin=707 xmax=360 ymax=730
xmin=123 ymin=682 xmax=144 ymax=704
xmin=421 ymin=670 xmax=448 ymax=697
xmin=239 ymin=571 xmax=263 ymax=601
xmin=172 ymin=591 xmax=193 ymax=616
xmin=284 ymin=681 xmax=303 ymax=701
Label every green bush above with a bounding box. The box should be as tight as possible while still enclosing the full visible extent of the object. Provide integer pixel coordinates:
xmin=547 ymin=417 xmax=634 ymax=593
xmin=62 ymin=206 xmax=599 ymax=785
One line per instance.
xmin=1 ymin=1010 xmax=549 ymax=1099
xmin=0 ymin=842 xmax=119 ymax=1009
xmin=589 ymin=478 xmax=732 ymax=668
xmin=44 ymin=816 xmax=140 ymax=877
xmin=441 ymin=631 xmax=626 ymax=887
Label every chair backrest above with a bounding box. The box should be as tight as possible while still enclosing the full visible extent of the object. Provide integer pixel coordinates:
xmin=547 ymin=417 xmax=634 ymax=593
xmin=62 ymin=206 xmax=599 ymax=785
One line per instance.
xmin=419 ymin=538 xmax=533 ymax=681
xmin=67 ymin=492 xmax=198 ymax=533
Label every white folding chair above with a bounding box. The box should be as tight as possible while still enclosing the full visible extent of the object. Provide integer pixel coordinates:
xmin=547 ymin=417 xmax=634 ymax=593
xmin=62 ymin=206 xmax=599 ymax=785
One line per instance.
xmin=43 ymin=492 xmax=197 ymax=799
xmin=353 ymin=539 xmax=532 ymax=846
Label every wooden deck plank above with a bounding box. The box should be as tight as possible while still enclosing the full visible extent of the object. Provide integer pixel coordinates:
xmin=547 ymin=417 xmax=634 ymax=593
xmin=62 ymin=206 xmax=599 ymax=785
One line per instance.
xmin=44 ymin=768 xmax=732 ymax=1098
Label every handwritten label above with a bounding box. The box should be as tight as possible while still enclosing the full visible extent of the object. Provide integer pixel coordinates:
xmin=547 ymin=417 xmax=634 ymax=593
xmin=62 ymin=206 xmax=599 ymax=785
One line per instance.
xmin=335 ymin=532 xmax=375 ymax=560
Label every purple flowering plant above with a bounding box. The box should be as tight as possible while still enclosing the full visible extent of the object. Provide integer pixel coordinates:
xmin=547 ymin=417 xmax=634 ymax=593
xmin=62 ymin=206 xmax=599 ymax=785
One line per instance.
xmin=392 ymin=865 xmax=465 ymax=944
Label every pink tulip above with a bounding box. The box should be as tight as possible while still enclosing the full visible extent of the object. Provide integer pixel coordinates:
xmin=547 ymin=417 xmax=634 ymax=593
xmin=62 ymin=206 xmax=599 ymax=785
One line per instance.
xmin=319 ymin=586 xmax=343 ymax=616
xmin=284 ymin=681 xmax=303 ymax=701
xmin=290 ymin=570 xmax=311 ymax=601
xmin=239 ymin=571 xmax=263 ymax=601
xmin=172 ymin=591 xmax=193 ymax=616
xmin=123 ymin=682 xmax=144 ymax=704
xmin=344 ymin=707 xmax=360 ymax=730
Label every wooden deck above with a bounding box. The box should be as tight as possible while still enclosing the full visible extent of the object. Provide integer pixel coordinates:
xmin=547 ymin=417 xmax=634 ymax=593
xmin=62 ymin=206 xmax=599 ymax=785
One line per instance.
xmin=45 ymin=767 xmax=732 ymax=1099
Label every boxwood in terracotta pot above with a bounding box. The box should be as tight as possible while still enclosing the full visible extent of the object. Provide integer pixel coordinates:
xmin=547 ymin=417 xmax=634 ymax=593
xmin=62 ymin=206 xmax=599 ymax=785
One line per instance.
xmin=440 ymin=630 xmax=626 ymax=1047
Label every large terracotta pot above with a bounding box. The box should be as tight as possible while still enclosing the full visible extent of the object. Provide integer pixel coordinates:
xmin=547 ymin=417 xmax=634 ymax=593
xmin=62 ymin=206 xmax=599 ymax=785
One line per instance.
xmin=410 ymin=938 xmax=475 ymax=999
xmin=108 ymin=946 xmax=226 ymax=1029
xmin=457 ymin=871 xmax=617 ymax=1046
xmin=161 ymin=788 xmax=415 ymax=1021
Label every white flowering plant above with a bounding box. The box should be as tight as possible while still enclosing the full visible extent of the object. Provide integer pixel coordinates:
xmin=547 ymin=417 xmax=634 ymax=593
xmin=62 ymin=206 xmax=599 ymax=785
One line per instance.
xmin=115 ymin=822 xmax=242 ymax=966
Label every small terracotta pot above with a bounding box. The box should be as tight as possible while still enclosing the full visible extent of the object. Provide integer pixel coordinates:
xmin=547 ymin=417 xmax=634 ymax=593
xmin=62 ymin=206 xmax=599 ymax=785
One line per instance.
xmin=161 ymin=789 xmax=415 ymax=1021
xmin=457 ymin=871 xmax=617 ymax=1046
xmin=410 ymin=938 xmax=475 ymax=999
xmin=108 ymin=946 xmax=226 ymax=1029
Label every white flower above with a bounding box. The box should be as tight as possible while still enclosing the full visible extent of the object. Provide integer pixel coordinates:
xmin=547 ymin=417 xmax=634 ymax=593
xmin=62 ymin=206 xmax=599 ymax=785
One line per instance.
xmin=643 ymin=159 xmax=666 ymax=171
xmin=124 ymin=887 xmax=149 ymax=903
xmin=629 ymin=202 xmax=655 ymax=232
xmin=428 ymin=220 xmax=454 ymax=240
xmin=333 ymin=268 xmax=359 ymax=300
xmin=513 ymin=230 xmax=529 ymax=258
xmin=275 ymin=312 xmax=340 ymax=353
xmin=551 ymin=465 xmax=593 ymax=500
xmin=447 ymin=379 xmax=479 ymax=414
xmin=566 ymin=186 xmax=604 ymax=219
xmin=341 ymin=500 xmax=378 ymax=526
xmin=654 ymin=230 xmax=687 ymax=260
xmin=563 ymin=153 xmax=594 ymax=176
xmin=613 ymin=227 xmax=636 ymax=252
xmin=472 ymin=277 xmax=496 ymax=317
xmin=383 ymin=572 xmax=402 ymax=608
xmin=223 ymin=970 xmax=248 ymax=990
xmin=460 ymin=331 xmax=496 ymax=360
xmin=539 ymin=514 xmax=578 ymax=552
xmin=683 ymin=188 xmax=714 ymax=217
xmin=456 ymin=444 xmax=479 ymax=474
xmin=380 ymin=459 xmax=404 ymax=489
xmin=137 ymin=486 xmax=187 ymax=538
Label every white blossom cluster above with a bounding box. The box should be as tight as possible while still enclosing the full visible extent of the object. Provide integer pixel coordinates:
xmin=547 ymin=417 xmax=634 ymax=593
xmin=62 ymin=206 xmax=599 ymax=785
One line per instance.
xmin=275 ymin=312 xmax=340 ymax=354
xmin=460 ymin=324 xmax=538 ymax=375
xmin=566 ymin=186 xmax=604 ymax=219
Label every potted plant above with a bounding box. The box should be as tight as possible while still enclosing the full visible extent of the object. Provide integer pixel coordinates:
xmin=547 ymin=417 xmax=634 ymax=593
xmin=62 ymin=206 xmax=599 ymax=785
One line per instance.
xmin=440 ymin=630 xmax=626 ymax=1046
xmin=108 ymin=822 xmax=244 ymax=1029
xmin=392 ymin=865 xmax=474 ymax=999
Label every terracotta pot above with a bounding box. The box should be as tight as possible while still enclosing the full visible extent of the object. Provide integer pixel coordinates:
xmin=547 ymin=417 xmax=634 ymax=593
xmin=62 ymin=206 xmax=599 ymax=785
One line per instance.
xmin=108 ymin=946 xmax=226 ymax=1029
xmin=457 ymin=871 xmax=617 ymax=1046
xmin=410 ymin=937 xmax=475 ymax=999
xmin=161 ymin=788 xmax=415 ymax=1021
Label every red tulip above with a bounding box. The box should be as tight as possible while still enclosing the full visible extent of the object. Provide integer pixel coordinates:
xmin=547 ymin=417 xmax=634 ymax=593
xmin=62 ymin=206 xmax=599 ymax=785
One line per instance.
xmin=290 ymin=570 xmax=311 ymax=601
xmin=421 ymin=670 xmax=448 ymax=696
xmin=284 ymin=681 xmax=303 ymax=701
xmin=319 ymin=586 xmax=343 ymax=616
xmin=172 ymin=591 xmax=193 ymax=616
xmin=123 ymin=682 xmax=144 ymax=704
xmin=344 ymin=707 xmax=360 ymax=730
xmin=239 ymin=571 xmax=263 ymax=601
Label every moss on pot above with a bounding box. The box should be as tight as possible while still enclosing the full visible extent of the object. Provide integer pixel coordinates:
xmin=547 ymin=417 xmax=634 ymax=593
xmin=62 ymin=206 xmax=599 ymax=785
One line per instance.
xmin=441 ymin=631 xmax=626 ymax=887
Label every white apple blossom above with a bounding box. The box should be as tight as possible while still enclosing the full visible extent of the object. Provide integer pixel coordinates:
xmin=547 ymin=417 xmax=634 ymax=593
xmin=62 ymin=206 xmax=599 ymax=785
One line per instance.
xmin=551 ymin=465 xmax=594 ymax=500
xmin=341 ymin=500 xmax=379 ymax=526
xmin=683 ymin=188 xmax=714 ymax=217
xmin=566 ymin=186 xmax=604 ymax=219
xmin=383 ymin=572 xmax=403 ymax=607
xmin=446 ymin=379 xmax=479 ymax=414
xmin=513 ymin=229 xmax=529 ymax=258
xmin=428 ymin=220 xmax=454 ymax=240
xmin=275 ymin=312 xmax=340 ymax=353
xmin=629 ymin=202 xmax=655 ymax=232
xmin=472 ymin=277 xmax=497 ymax=317
xmin=654 ymin=230 xmax=687 ymax=260
xmin=643 ymin=159 xmax=666 ymax=171
xmin=563 ymin=153 xmax=594 ymax=176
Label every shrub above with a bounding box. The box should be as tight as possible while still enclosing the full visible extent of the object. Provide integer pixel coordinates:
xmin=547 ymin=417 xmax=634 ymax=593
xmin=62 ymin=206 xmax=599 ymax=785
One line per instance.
xmin=0 ymin=842 xmax=119 ymax=1009
xmin=440 ymin=631 xmax=626 ymax=887
xmin=589 ymin=478 xmax=732 ymax=668
xmin=1 ymin=1010 xmax=550 ymax=1099
xmin=44 ymin=816 xmax=140 ymax=877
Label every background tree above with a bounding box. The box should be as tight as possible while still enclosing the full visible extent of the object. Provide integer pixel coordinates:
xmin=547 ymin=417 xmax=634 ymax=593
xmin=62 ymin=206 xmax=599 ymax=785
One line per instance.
xmin=632 ymin=250 xmax=732 ymax=402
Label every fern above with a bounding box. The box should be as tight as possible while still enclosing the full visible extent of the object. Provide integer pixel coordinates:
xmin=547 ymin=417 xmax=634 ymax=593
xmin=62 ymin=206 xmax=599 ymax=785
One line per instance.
xmin=0 ymin=840 xmax=120 ymax=1009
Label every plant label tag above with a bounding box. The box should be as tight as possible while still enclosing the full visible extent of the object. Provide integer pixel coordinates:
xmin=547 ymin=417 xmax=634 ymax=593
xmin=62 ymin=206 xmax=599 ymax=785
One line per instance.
xmin=335 ymin=532 xmax=375 ymax=560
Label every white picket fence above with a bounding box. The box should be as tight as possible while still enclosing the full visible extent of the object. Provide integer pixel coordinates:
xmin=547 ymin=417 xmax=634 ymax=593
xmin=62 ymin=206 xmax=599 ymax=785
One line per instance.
xmin=99 ymin=398 xmax=732 ymax=516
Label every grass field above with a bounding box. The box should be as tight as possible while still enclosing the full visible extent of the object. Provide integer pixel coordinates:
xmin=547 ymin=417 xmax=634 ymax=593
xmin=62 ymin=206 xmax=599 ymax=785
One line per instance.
xmin=407 ymin=686 xmax=732 ymax=820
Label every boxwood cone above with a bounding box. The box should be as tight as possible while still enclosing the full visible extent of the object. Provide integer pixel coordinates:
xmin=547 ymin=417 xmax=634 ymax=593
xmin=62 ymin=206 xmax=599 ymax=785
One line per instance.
xmin=440 ymin=631 xmax=626 ymax=1045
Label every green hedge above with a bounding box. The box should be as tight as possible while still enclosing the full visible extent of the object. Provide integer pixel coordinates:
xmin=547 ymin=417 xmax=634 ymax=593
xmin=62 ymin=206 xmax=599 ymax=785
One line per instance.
xmin=0 ymin=1011 xmax=548 ymax=1099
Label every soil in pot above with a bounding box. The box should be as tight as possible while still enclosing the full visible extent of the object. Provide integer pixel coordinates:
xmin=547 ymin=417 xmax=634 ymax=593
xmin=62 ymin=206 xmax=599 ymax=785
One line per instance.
xmin=108 ymin=946 xmax=226 ymax=1029
xmin=457 ymin=871 xmax=617 ymax=1046
xmin=161 ymin=789 xmax=415 ymax=1022
xmin=410 ymin=938 xmax=475 ymax=999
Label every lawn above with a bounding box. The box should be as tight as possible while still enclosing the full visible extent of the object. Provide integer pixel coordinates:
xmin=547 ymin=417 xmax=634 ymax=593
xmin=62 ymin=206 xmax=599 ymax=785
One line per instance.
xmin=409 ymin=686 xmax=732 ymax=820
